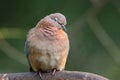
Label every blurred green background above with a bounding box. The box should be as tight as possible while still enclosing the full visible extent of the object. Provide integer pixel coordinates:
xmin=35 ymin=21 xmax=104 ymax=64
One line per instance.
xmin=0 ymin=0 xmax=120 ymax=79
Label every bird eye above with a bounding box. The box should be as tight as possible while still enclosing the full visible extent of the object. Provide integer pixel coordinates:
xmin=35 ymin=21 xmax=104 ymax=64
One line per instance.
xmin=54 ymin=17 xmax=58 ymax=22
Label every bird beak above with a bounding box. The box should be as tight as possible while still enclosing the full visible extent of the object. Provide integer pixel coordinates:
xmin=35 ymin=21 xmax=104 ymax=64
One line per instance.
xmin=61 ymin=24 xmax=66 ymax=31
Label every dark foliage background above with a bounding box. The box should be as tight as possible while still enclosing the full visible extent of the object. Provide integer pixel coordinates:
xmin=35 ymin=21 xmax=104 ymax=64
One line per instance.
xmin=0 ymin=0 xmax=120 ymax=79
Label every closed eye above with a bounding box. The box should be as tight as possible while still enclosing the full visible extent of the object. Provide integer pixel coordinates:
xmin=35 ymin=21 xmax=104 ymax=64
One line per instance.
xmin=54 ymin=17 xmax=58 ymax=22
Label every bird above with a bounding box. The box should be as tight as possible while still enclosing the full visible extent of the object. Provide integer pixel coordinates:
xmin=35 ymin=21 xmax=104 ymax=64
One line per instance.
xmin=25 ymin=13 xmax=69 ymax=76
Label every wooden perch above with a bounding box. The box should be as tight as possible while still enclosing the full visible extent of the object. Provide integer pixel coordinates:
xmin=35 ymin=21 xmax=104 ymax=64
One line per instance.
xmin=0 ymin=71 xmax=109 ymax=80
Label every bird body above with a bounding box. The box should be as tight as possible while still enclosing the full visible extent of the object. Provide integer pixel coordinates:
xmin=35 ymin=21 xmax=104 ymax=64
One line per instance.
xmin=25 ymin=13 xmax=69 ymax=73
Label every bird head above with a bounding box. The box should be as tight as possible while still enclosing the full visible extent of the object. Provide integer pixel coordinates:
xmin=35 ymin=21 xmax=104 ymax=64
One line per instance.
xmin=49 ymin=13 xmax=67 ymax=31
xmin=36 ymin=13 xmax=67 ymax=32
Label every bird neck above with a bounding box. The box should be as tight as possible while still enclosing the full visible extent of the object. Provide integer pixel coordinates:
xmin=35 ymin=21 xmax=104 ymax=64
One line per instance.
xmin=35 ymin=26 xmax=59 ymax=40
